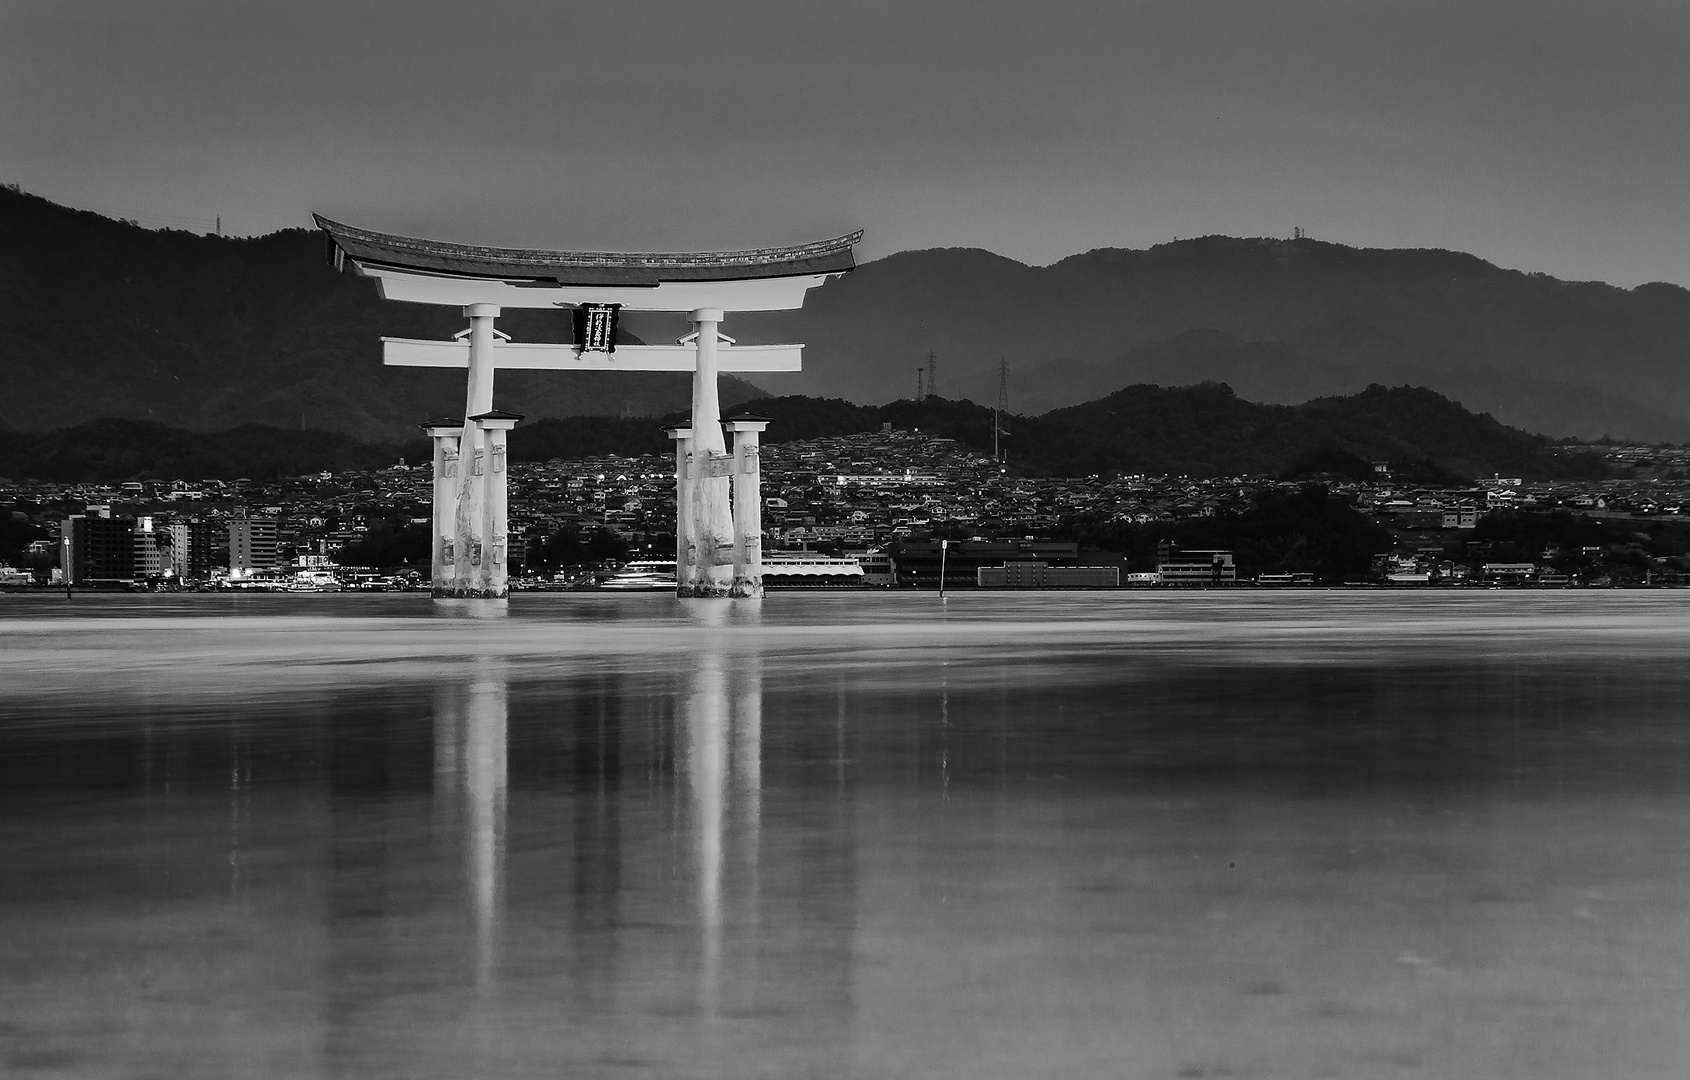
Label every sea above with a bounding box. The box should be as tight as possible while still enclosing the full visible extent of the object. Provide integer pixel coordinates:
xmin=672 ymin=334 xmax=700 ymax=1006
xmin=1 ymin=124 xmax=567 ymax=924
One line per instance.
xmin=1 ymin=591 xmax=1687 ymax=1079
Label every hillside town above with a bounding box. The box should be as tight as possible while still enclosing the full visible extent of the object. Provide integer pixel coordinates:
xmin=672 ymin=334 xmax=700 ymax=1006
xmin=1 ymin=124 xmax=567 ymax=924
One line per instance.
xmin=5 ymin=426 xmax=1690 ymax=591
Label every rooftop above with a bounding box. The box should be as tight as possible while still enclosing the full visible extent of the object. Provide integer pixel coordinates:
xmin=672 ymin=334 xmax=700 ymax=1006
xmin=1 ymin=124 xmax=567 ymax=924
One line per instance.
xmin=315 ymin=215 xmax=861 ymax=288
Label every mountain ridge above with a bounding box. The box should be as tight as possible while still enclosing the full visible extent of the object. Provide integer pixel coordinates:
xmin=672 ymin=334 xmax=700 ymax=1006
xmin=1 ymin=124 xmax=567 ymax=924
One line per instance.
xmin=5 ymin=186 xmax=1687 ymax=441
xmin=733 ymin=237 xmax=1690 ymax=440
xmin=0 ymin=383 xmax=1603 ymax=484
xmin=0 ymin=187 xmax=764 ymax=440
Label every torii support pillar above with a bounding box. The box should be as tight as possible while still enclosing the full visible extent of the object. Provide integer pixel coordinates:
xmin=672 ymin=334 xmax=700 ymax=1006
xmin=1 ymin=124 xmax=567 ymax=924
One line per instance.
xmin=724 ymin=414 xmax=770 ymax=598
xmin=448 ymin=304 xmax=502 ymax=599
xmin=682 ymin=309 xmax=735 ymax=598
xmin=454 ymin=410 xmax=522 ymax=599
xmin=422 ymin=419 xmax=464 ymax=597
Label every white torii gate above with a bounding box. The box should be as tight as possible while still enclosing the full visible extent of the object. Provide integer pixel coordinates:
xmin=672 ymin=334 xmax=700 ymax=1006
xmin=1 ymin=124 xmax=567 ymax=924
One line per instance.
xmin=316 ymin=215 xmax=860 ymax=600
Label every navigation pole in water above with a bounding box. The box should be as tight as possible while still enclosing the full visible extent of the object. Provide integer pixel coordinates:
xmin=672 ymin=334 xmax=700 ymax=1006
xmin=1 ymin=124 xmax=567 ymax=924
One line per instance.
xmin=315 ymin=215 xmax=860 ymax=600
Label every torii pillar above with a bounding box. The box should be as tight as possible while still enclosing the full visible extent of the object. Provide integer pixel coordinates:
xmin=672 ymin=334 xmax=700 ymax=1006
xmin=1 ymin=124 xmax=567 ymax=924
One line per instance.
xmin=420 ymin=418 xmax=464 ymax=595
xmin=684 ymin=309 xmax=735 ymax=597
xmin=469 ymin=410 xmax=523 ymax=599
xmin=724 ymin=414 xmax=770 ymax=598
xmin=446 ymin=304 xmax=510 ymax=599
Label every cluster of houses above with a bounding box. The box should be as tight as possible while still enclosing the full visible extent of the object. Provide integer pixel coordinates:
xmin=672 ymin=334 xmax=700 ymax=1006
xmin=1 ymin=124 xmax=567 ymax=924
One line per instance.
xmin=5 ymin=432 xmax=1690 ymax=589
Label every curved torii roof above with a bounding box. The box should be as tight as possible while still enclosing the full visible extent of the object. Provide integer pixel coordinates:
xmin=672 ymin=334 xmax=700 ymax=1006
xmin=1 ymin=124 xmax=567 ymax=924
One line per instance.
xmin=315 ymin=214 xmax=861 ymax=312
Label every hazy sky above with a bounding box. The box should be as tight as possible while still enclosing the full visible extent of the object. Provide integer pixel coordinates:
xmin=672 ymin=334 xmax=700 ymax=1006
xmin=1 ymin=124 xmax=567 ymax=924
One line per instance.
xmin=6 ymin=0 xmax=1688 ymax=286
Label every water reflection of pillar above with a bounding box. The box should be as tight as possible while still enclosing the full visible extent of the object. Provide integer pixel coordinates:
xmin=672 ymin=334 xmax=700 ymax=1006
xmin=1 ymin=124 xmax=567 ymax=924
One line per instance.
xmin=228 ymin=726 xmax=251 ymax=895
xmin=938 ymin=665 xmax=950 ymax=801
xmin=432 ymin=683 xmax=463 ymax=837
xmin=679 ymin=606 xmax=771 ymax=1019
xmin=734 ymin=648 xmax=763 ymax=940
xmin=687 ymin=640 xmax=728 ymax=1011
xmin=463 ymin=658 xmax=508 ymax=987
xmin=569 ymin=672 xmax=622 ymax=1004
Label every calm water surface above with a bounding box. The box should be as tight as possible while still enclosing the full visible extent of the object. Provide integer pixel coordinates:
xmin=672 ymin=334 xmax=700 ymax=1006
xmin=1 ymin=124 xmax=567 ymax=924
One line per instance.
xmin=2 ymin=591 xmax=1688 ymax=1078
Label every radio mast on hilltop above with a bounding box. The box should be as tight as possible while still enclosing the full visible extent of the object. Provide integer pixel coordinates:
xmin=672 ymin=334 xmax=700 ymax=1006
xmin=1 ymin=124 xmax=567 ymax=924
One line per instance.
xmin=924 ymin=350 xmax=938 ymax=399
xmin=994 ymin=359 xmax=1009 ymax=462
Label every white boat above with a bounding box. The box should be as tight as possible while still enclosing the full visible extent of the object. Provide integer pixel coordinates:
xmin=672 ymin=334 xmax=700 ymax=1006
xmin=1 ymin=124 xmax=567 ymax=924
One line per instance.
xmin=599 ymin=553 xmax=863 ymax=591
xmin=600 ymin=560 xmax=677 ymax=591
xmin=290 ymin=570 xmax=344 ymax=592
xmin=761 ymin=551 xmax=864 ymax=587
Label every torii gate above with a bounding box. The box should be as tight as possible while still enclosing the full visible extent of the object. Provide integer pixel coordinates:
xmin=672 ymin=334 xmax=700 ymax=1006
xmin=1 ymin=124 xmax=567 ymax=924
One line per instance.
xmin=315 ymin=216 xmax=860 ymax=600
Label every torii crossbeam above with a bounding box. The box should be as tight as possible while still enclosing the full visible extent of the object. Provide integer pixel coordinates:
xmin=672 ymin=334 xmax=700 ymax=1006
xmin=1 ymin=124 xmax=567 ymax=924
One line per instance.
xmin=381 ymin=337 xmax=803 ymax=373
xmin=316 ymin=215 xmax=860 ymax=601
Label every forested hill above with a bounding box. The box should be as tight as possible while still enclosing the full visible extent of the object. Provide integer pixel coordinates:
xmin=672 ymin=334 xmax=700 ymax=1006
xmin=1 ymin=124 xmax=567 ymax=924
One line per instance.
xmin=0 ymin=384 xmax=1602 ymax=483
xmin=740 ymin=383 xmax=1600 ymax=481
xmin=733 ymin=239 xmax=1690 ymax=441
xmin=6 ymin=186 xmax=1689 ymax=444
xmin=0 ymin=420 xmax=400 ymax=483
xmin=0 ymin=187 xmax=762 ymax=440
xmin=1039 ymin=383 xmax=1584 ymax=481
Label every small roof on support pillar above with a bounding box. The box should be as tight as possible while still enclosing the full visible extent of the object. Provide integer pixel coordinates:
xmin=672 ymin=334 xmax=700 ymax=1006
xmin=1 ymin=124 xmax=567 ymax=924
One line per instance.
xmin=315 ymin=214 xmax=861 ymax=312
xmin=722 ymin=412 xmax=773 ymax=433
xmin=468 ymin=409 xmax=525 ymax=429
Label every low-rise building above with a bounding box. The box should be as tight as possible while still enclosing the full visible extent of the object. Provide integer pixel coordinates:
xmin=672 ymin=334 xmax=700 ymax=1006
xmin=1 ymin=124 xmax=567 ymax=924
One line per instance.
xmin=977 ymin=561 xmax=1119 ymax=588
xmin=1156 ymin=543 xmax=1236 ymax=585
xmin=168 ymin=519 xmax=219 ymax=579
xmin=890 ymin=540 xmax=1080 ymax=589
xmin=229 ymin=516 xmax=280 ymax=579
xmin=62 ymin=514 xmax=134 ymax=583
xmin=856 ymin=550 xmax=895 ymax=587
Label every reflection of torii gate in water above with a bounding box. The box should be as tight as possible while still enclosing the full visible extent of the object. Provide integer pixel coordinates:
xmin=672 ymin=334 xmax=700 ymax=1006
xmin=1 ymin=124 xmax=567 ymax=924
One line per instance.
xmin=315 ymin=215 xmax=861 ymax=600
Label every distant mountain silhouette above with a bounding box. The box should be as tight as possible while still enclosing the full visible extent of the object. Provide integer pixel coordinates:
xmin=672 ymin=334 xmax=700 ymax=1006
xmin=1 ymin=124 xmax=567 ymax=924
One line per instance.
xmin=1098 ymin=329 xmax=1689 ymax=444
xmin=1037 ymin=382 xmax=1592 ymax=481
xmin=1 ymin=384 xmax=1600 ymax=484
xmin=733 ymin=381 xmax=1588 ymax=480
xmin=0 ymin=419 xmax=399 ymax=483
xmin=6 ymin=186 xmax=1686 ymax=442
xmin=734 ymin=240 xmax=1690 ymax=441
xmin=0 ymin=187 xmax=762 ymax=440
xmin=733 ymin=383 xmax=1597 ymax=482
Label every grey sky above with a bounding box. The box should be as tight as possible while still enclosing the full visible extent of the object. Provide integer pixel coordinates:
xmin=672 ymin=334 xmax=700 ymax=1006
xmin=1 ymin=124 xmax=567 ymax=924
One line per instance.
xmin=5 ymin=0 xmax=1688 ymax=286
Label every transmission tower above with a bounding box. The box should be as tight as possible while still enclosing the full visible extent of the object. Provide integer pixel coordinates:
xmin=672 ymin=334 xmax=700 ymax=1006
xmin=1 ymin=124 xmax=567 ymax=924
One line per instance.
xmin=924 ymin=350 xmax=938 ymax=399
xmin=995 ymin=360 xmax=1009 ymax=462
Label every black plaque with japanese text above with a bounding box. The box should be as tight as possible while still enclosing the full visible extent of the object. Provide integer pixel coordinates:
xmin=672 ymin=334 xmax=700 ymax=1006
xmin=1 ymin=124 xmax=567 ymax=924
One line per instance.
xmin=573 ymin=303 xmax=620 ymax=353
